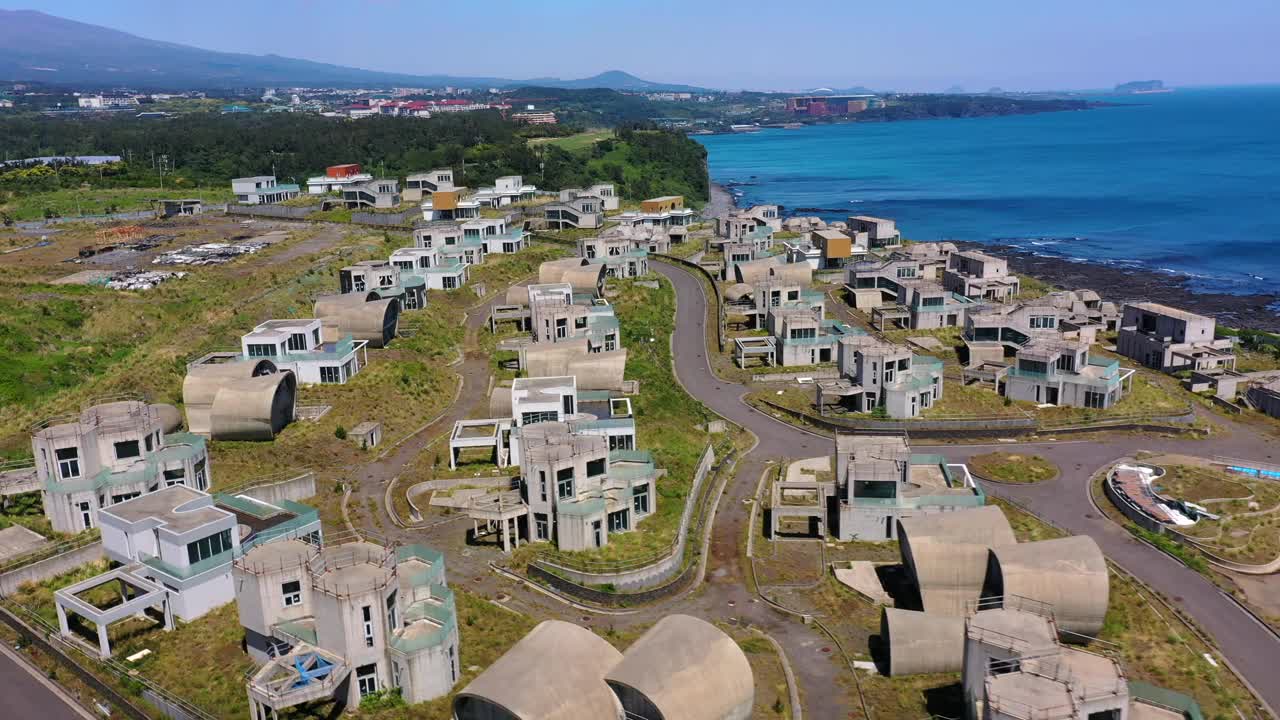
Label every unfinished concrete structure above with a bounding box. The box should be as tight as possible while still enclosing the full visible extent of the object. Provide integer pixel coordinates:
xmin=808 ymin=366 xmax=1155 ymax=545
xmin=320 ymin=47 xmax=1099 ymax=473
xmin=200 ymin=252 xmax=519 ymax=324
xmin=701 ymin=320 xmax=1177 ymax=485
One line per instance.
xmin=494 ymin=277 xmax=619 ymax=353
xmin=542 ymin=195 xmax=605 ymax=230
xmin=454 ymin=615 xmax=753 ymax=720
xmin=313 ymin=293 xmax=400 ymax=348
xmin=577 ymin=233 xmax=650 ymax=279
xmin=846 ymin=257 xmax=977 ymax=330
xmin=716 ymin=204 xmax=782 ymax=241
xmin=338 ymin=260 xmax=426 ymax=311
xmin=847 ymin=215 xmax=902 ymax=249
xmin=183 ymin=357 xmax=297 ymax=441
xmin=815 ymin=335 xmax=945 ymax=419
xmin=390 ymin=245 xmax=469 ymax=291
xmin=339 ymin=179 xmax=401 ymax=209
xmin=403 ymin=168 xmax=455 ymax=203
xmin=472 ymin=175 xmax=538 ymax=207
xmin=1001 ymin=339 xmax=1135 ymax=409
xmin=1044 ymin=289 xmax=1122 ymax=332
xmin=558 ymin=182 xmax=619 ymax=211
xmin=420 ymin=188 xmax=481 ymax=222
xmin=235 ymin=537 xmax=459 ymax=715
xmin=518 ymin=340 xmax=628 ymax=391
xmin=32 ymin=398 xmax=210 ymax=533
xmin=751 ymin=307 xmax=859 ymax=367
xmin=1246 ymin=376 xmax=1280 ymax=418
xmin=897 ymin=505 xmax=1017 ymax=617
xmin=944 ymin=249 xmax=1021 ymax=302
xmin=614 ymin=195 xmax=696 ymax=230
xmin=1117 ymin=302 xmax=1236 ymax=374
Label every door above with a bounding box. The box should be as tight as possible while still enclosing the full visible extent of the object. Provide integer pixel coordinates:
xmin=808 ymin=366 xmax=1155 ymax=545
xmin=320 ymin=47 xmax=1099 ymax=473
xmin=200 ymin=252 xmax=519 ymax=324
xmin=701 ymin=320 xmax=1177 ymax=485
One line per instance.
xmin=1045 ymin=387 xmax=1059 ymax=405
xmin=592 ymin=520 xmax=603 ymax=547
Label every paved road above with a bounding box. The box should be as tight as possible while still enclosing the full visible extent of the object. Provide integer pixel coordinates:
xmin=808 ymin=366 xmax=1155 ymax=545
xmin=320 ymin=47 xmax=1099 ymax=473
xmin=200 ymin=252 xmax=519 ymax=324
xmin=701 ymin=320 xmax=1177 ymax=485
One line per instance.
xmin=653 ymin=259 xmax=1280 ymax=716
xmin=0 ymin=645 xmax=89 ymax=720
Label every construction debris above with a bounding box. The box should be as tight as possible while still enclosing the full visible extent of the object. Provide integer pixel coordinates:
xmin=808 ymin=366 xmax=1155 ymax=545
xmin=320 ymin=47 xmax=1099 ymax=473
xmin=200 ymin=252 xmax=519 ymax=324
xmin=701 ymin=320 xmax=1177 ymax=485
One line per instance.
xmin=152 ymin=240 xmax=268 ymax=266
xmin=104 ymin=270 xmax=187 ymax=290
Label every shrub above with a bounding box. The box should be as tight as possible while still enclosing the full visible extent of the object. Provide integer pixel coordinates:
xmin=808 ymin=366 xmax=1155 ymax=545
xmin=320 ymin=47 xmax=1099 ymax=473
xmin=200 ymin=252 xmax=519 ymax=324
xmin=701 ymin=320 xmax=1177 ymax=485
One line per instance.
xmin=334 ymin=425 xmax=347 ymax=440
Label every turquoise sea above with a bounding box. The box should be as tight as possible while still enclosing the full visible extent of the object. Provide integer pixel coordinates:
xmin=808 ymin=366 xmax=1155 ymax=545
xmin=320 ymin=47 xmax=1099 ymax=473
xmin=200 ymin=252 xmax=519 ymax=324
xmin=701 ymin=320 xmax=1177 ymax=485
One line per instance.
xmin=695 ymin=87 xmax=1280 ymax=296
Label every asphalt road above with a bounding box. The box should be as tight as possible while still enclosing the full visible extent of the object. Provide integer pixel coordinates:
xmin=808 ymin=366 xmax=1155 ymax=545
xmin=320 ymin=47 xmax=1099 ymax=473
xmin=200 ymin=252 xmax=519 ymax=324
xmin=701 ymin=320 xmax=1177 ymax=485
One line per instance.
xmin=0 ymin=644 xmax=89 ymax=720
xmin=653 ymin=259 xmax=1280 ymax=717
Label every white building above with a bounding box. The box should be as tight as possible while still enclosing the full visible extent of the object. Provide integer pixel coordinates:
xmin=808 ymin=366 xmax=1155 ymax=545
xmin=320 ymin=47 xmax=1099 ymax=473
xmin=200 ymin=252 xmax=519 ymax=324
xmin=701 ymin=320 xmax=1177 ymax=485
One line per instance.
xmin=420 ymin=189 xmax=481 ymax=222
xmin=240 ymin=319 xmax=367 ymax=385
xmin=404 ymin=168 xmax=455 ymax=202
xmin=558 ymin=183 xmax=619 ymax=211
xmin=461 ymin=217 xmax=526 ymax=254
xmin=232 ymin=176 xmax=301 ymax=205
xmin=472 ymin=175 xmax=538 ymax=207
xmin=389 ymin=247 xmax=470 ymax=290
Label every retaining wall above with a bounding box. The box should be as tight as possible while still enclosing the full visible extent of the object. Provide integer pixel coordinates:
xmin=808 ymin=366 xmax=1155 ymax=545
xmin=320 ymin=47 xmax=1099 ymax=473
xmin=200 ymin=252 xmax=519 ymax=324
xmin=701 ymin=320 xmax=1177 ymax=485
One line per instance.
xmin=532 ymin=444 xmax=715 ymax=591
xmin=350 ymin=210 xmax=415 ymax=228
xmin=225 ymin=204 xmax=316 ymax=220
xmin=752 ymin=369 xmax=842 ymax=384
xmin=0 ymin=541 xmax=105 ymax=596
xmin=234 ymin=472 xmax=318 ymax=506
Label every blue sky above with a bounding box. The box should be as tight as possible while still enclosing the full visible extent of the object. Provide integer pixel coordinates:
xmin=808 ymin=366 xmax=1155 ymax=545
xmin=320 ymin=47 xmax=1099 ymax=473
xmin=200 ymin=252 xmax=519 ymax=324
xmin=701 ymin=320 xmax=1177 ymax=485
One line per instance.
xmin=10 ymin=0 xmax=1279 ymax=91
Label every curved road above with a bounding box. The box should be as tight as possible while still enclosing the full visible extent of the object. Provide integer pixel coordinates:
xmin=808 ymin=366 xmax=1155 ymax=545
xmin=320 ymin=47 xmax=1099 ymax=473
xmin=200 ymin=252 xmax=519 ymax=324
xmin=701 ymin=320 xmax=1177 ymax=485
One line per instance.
xmin=652 ymin=260 xmax=1280 ymax=716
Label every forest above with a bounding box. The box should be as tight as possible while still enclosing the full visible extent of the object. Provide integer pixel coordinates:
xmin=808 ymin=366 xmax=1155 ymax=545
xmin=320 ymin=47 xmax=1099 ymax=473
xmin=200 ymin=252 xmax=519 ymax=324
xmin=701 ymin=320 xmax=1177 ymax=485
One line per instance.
xmin=0 ymin=111 xmax=708 ymax=202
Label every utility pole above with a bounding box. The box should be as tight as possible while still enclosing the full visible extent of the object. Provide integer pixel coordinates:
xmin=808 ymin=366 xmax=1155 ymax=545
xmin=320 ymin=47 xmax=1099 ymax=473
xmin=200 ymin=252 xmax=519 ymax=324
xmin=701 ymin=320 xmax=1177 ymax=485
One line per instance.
xmin=159 ymin=154 xmax=169 ymax=190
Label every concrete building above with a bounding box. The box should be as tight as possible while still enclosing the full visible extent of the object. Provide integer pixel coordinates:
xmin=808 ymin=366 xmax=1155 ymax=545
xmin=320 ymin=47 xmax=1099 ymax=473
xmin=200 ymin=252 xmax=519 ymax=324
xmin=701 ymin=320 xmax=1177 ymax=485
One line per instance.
xmin=389 ymin=246 xmax=470 ymax=290
xmin=473 ymin=175 xmax=538 ymax=207
xmin=963 ymin=300 xmax=1100 ymax=370
xmin=32 ymin=399 xmax=209 ymax=534
xmin=847 ymin=215 xmax=902 ymax=249
xmin=814 ymin=336 xmax=945 ymax=419
xmin=1246 ymin=377 xmax=1280 ymax=418
xmin=235 ymin=537 xmax=459 ymax=714
xmin=771 ymin=434 xmax=979 ymax=541
xmin=420 ymin=189 xmax=481 ymax=222
xmin=578 ymin=234 xmax=649 ymax=279
xmin=614 ymin=195 xmax=696 ymax=229
xmin=403 ymin=168 xmax=455 ymax=203
xmin=339 ymin=260 xmax=426 ymax=310
xmin=943 ymin=250 xmax=1021 ymax=302
xmin=455 ymin=615 xmax=753 ymax=720
xmin=1002 ymin=339 xmax=1135 ymax=409
xmin=716 ymin=204 xmax=782 ymax=241
xmin=519 ymin=281 xmax=619 ymax=351
xmin=232 ymin=176 xmax=300 ymax=205
xmin=462 ymin=217 xmax=526 ymax=255
xmin=240 ymin=319 xmax=368 ymax=385
xmin=340 ymin=179 xmax=401 ymax=209
xmin=846 ymin=258 xmax=977 ymax=330
xmin=182 ymin=357 xmax=297 ymax=441
xmin=805 ymin=228 xmax=866 ymax=270
xmin=559 ymin=183 xmax=619 ymax=211
xmin=542 ymin=195 xmax=605 ymax=230
xmin=739 ymin=307 xmax=860 ymax=367
xmin=1117 ymin=302 xmax=1236 ymax=374
xmin=1044 ymin=289 xmax=1122 ymax=332
xmin=306 ymin=164 xmax=373 ymax=195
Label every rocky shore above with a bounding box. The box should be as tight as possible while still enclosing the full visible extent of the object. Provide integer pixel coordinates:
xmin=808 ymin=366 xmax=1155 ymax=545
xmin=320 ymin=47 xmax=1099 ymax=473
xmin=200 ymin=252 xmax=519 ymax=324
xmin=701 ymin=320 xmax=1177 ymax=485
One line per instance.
xmin=973 ymin=242 xmax=1280 ymax=332
xmin=708 ymin=182 xmax=1280 ymax=331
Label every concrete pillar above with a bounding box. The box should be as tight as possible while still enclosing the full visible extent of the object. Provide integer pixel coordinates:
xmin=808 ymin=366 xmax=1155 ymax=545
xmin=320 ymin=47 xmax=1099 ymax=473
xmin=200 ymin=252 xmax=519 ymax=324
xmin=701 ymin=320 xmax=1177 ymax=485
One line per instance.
xmin=500 ymin=517 xmax=510 ymax=553
xmin=56 ymin=603 xmax=69 ymax=637
xmin=161 ymin=597 xmax=174 ymax=631
xmin=96 ymin=621 xmax=111 ymax=659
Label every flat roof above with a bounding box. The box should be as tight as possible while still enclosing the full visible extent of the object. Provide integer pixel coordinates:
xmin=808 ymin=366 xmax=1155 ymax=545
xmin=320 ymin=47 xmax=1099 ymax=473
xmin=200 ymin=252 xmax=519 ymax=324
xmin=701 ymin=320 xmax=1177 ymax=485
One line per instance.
xmin=99 ymin=485 xmax=229 ymax=533
xmin=1130 ymin=301 xmax=1210 ymax=323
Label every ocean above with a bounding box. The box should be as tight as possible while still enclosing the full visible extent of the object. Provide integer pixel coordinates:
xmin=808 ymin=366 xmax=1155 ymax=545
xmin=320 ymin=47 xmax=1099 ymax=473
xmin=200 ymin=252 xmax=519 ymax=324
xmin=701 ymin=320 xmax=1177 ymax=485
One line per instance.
xmin=694 ymin=86 xmax=1280 ymax=297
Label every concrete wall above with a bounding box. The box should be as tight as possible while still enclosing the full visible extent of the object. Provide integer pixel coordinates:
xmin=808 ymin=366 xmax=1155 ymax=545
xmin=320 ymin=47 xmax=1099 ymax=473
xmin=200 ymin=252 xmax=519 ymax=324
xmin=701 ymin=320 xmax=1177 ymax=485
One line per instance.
xmin=0 ymin=540 xmax=105 ymax=596
xmin=533 ymin=444 xmax=715 ymax=591
xmin=237 ymin=472 xmax=317 ymax=506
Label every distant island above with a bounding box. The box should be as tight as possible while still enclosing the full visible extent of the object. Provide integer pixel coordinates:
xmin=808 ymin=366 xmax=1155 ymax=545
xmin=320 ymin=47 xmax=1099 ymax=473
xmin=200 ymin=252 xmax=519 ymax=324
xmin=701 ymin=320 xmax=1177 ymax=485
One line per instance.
xmin=1114 ymin=80 xmax=1172 ymax=94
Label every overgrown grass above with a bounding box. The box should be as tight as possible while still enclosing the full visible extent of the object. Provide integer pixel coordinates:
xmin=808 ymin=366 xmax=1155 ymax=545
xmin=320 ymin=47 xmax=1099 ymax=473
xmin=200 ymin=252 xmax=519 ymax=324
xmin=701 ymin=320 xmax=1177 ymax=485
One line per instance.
xmin=968 ymin=452 xmax=1058 ymax=483
xmin=0 ymin=186 xmax=235 ymax=221
xmin=528 ymin=129 xmax=613 ymax=153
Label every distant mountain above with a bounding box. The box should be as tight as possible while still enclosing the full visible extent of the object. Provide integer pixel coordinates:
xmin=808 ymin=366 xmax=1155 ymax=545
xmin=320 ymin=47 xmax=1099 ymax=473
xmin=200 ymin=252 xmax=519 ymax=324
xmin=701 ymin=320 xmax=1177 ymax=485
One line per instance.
xmin=0 ymin=10 xmax=705 ymax=91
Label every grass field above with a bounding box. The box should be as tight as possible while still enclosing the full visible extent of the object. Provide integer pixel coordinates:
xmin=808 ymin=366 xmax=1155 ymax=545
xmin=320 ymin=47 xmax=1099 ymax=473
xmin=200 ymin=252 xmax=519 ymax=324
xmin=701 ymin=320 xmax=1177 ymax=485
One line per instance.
xmin=528 ymin=129 xmax=613 ymax=153
xmin=1 ymin=187 xmax=235 ymax=221
xmin=968 ymin=452 xmax=1058 ymax=483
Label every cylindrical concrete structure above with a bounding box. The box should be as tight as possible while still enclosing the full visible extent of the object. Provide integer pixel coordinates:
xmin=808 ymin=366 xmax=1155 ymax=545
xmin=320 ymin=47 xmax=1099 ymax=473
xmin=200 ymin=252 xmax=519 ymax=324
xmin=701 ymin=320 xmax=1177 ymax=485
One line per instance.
xmin=881 ymin=607 xmax=966 ymax=676
xmin=986 ymin=536 xmax=1109 ymax=639
xmin=313 ymin=294 xmax=400 ymax=348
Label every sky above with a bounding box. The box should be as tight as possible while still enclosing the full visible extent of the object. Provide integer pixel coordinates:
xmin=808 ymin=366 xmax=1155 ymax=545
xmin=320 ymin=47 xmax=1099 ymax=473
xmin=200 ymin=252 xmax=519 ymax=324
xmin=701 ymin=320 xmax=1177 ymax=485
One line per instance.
xmin=8 ymin=0 xmax=1280 ymax=91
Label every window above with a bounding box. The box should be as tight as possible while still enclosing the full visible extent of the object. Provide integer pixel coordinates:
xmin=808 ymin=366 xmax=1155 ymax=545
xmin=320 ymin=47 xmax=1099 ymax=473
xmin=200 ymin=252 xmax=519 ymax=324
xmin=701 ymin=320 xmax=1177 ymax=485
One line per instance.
xmin=378 ymin=274 xmax=394 ymax=287
xmin=247 ymin=343 xmax=277 ymax=358
xmin=356 ymin=664 xmax=378 ymax=697
xmin=162 ymin=468 xmax=185 ymax=487
xmin=450 ymin=644 xmax=458 ymax=683
xmin=78 ymin=501 xmax=93 ymax=530
xmin=555 ymin=318 xmax=568 ymax=339
xmin=521 ymin=411 xmax=559 ymax=425
xmin=386 ymin=590 xmax=398 ymax=630
xmin=609 ymin=434 xmax=634 ymax=451
xmin=312 ymin=328 xmax=321 ymax=346
xmin=539 ymin=470 xmax=547 ymax=502
xmin=287 ymin=333 xmax=307 ymax=351
xmin=282 ymin=580 xmax=301 ymax=607
xmin=556 ymin=467 xmax=575 ymax=499
xmin=320 ymin=366 xmax=342 ymax=384
xmin=114 ymin=440 xmax=140 ymax=460
xmin=574 ymin=317 xmax=587 ymax=329
xmin=608 ymin=509 xmax=630 ymax=532
xmin=144 ymin=434 xmax=154 ymax=452
xmin=534 ymin=513 xmax=549 ymax=540
xmin=193 ymin=460 xmax=207 ymax=491
xmin=562 ymin=394 xmax=575 ymax=416
xmin=1084 ymin=391 xmax=1106 ymax=409
xmin=787 ymin=290 xmax=800 ymax=301
xmin=586 ymin=458 xmax=606 ymax=478
xmin=353 ymin=276 xmax=366 ymax=292
xmin=633 ymin=484 xmax=650 ymax=515
xmin=1029 ymin=315 xmax=1057 ymax=330
xmin=56 ymin=447 xmax=81 ymax=479
xmin=186 ymin=528 xmax=232 ymax=565
xmin=883 ymin=367 xmax=896 ymax=384
xmin=362 ymin=606 xmax=375 ymax=647
xmin=896 ymin=267 xmax=917 ymax=278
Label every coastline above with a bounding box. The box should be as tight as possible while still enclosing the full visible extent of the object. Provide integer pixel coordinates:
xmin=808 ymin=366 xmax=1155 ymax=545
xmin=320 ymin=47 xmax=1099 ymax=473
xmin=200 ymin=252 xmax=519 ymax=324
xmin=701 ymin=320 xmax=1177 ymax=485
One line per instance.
xmin=710 ymin=181 xmax=1280 ymax=331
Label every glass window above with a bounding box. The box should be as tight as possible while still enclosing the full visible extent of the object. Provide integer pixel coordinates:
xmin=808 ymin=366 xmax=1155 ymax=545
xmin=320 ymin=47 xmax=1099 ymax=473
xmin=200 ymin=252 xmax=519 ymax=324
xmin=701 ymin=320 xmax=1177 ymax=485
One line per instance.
xmin=320 ymin=366 xmax=341 ymax=384
xmin=186 ymin=528 xmax=232 ymax=565
xmin=362 ymin=606 xmax=375 ymax=647
xmin=56 ymin=447 xmax=81 ymax=479
xmin=287 ymin=333 xmax=307 ymax=351
xmin=114 ymin=440 xmax=140 ymax=460
xmin=534 ymin=513 xmax=549 ymax=540
xmin=282 ymin=580 xmax=301 ymax=607
xmin=162 ymin=468 xmax=185 ymax=487
xmin=386 ymin=590 xmax=398 ymax=630
xmin=587 ymin=458 xmax=606 ymax=477
xmin=633 ymin=484 xmax=650 ymax=515
xmin=356 ymin=664 xmax=378 ymax=697
xmin=144 ymin=434 xmax=154 ymax=452
xmin=247 ymin=343 xmax=277 ymax=357
xmin=556 ymin=467 xmax=575 ymax=499
xmin=608 ymin=509 xmax=629 ymax=532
